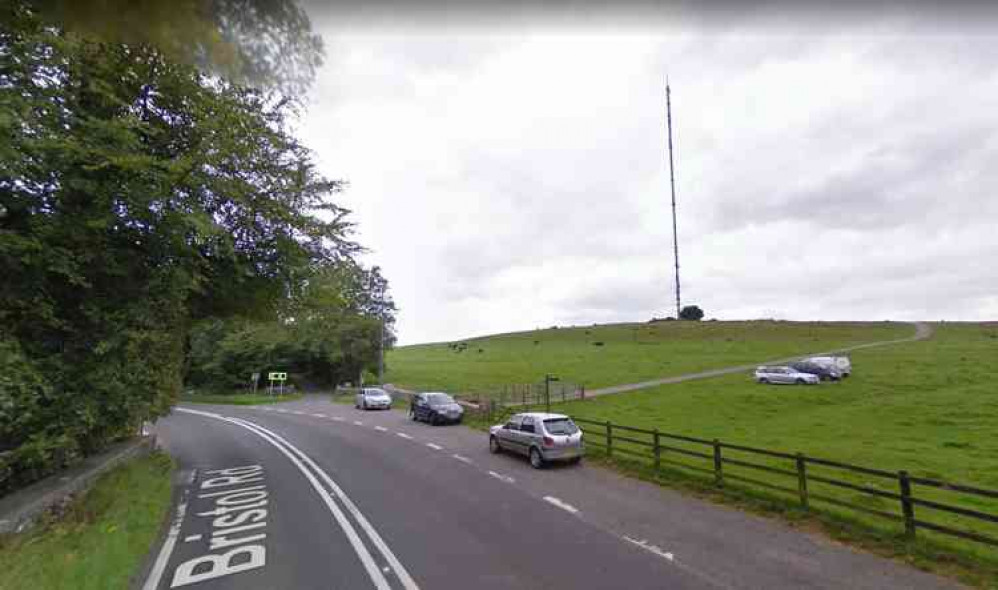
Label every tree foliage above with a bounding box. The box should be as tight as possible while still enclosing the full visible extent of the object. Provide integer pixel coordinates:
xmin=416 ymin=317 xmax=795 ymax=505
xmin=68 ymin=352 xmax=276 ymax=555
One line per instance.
xmin=29 ymin=0 xmax=324 ymax=94
xmin=0 ymin=2 xmax=377 ymax=493
xmin=679 ymin=305 xmax=705 ymax=321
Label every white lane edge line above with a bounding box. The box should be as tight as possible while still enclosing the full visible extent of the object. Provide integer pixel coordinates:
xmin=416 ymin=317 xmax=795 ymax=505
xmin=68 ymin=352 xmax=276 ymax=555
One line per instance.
xmin=623 ymin=535 xmax=675 ymax=562
xmin=543 ymin=496 xmax=579 ymax=514
xmin=425 ymin=443 xmax=443 ymax=451
xmin=228 ymin=416 xmax=421 ymax=590
xmin=177 ymin=408 xmax=399 ymax=590
xmin=487 ymin=470 xmax=515 ymax=484
xmin=141 ymin=497 xmax=188 ymax=590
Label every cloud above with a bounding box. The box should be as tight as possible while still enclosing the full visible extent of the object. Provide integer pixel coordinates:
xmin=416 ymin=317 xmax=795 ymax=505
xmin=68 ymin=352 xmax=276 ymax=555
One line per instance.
xmin=296 ymin=15 xmax=998 ymax=344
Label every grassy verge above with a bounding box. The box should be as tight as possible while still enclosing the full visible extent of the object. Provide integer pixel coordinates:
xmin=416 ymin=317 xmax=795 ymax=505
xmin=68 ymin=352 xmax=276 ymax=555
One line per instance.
xmin=179 ymin=393 xmax=303 ymax=405
xmin=0 ymin=451 xmax=174 ymax=590
xmin=386 ymin=320 xmax=912 ymax=392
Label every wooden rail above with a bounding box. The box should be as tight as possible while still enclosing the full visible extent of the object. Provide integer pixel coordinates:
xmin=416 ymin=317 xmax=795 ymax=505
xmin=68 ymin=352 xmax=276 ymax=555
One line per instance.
xmin=571 ymin=417 xmax=998 ymax=550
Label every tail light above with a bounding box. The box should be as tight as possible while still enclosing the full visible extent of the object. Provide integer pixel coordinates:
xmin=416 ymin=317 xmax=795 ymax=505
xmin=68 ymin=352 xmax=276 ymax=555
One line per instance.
xmin=543 ymin=436 xmax=555 ymax=447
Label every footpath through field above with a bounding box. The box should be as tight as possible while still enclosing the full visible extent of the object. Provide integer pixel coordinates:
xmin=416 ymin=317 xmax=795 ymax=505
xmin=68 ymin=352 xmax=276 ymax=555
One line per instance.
xmin=585 ymin=321 xmax=933 ymax=398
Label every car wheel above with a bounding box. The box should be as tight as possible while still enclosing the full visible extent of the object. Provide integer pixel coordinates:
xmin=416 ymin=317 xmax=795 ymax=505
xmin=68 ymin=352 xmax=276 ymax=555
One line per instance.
xmin=796 ymin=378 xmax=806 ymax=385
xmin=489 ymin=436 xmax=502 ymax=454
xmin=569 ymin=456 xmax=582 ymax=465
xmin=759 ymin=378 xmax=769 ymax=384
xmin=431 ymin=414 xmax=440 ymax=426
xmin=409 ymin=409 xmax=416 ymax=421
xmin=529 ymin=447 xmax=544 ymax=469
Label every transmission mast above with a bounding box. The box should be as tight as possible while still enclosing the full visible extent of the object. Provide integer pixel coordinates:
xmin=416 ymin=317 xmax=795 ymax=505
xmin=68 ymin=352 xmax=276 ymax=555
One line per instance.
xmin=666 ymin=78 xmax=682 ymax=318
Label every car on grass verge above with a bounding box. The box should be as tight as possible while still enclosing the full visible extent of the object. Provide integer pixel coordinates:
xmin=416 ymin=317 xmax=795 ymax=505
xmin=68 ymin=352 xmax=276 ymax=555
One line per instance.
xmin=355 ymin=387 xmax=392 ymax=410
xmin=805 ymin=355 xmax=852 ymax=378
xmin=790 ymin=361 xmax=841 ymax=382
xmin=410 ymin=392 xmax=464 ymax=425
xmin=754 ymin=366 xmax=820 ymax=385
xmin=489 ymin=412 xmax=584 ymax=469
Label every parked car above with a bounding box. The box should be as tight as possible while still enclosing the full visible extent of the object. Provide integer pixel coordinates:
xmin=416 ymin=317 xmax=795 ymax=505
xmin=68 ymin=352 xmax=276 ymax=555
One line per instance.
xmin=805 ymin=355 xmax=852 ymax=378
xmin=410 ymin=392 xmax=464 ymax=425
xmin=489 ymin=412 xmax=584 ymax=469
xmin=790 ymin=361 xmax=841 ymax=381
xmin=754 ymin=366 xmax=820 ymax=385
xmin=355 ymin=387 xmax=392 ymax=410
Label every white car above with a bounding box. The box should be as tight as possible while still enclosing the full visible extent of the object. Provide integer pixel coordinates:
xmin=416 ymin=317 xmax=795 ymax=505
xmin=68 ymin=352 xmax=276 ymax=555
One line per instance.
xmin=805 ymin=356 xmax=852 ymax=378
xmin=355 ymin=388 xmax=392 ymax=410
xmin=755 ymin=366 xmax=820 ymax=385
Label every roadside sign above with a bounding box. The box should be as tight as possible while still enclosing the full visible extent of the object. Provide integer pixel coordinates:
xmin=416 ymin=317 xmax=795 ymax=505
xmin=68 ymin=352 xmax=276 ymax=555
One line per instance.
xmin=268 ymin=372 xmax=287 ymax=381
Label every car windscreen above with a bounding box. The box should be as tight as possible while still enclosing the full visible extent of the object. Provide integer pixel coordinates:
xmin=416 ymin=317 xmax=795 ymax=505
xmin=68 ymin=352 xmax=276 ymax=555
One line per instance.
xmin=427 ymin=393 xmax=454 ymax=406
xmin=366 ymin=390 xmax=388 ymax=398
xmin=543 ymin=418 xmax=578 ymax=435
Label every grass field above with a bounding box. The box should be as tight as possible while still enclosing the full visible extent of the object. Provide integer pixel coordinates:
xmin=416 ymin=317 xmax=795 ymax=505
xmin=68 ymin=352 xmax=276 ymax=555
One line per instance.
xmin=386 ymin=320 xmax=913 ymax=392
xmin=0 ymin=452 xmax=174 ymax=590
xmin=541 ymin=322 xmax=998 ymax=582
xmin=179 ymin=393 xmax=303 ymax=405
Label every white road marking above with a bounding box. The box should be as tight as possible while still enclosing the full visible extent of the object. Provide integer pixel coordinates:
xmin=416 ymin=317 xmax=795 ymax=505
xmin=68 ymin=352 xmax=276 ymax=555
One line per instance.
xmin=488 ymin=471 xmax=515 ymax=484
xmin=452 ymin=454 xmax=473 ymax=464
xmin=227 ymin=416 xmax=421 ymax=590
xmin=623 ymin=536 xmax=675 ymax=562
xmin=354 ymin=421 xmax=364 ymax=426
xmin=176 ymin=408 xmax=418 ymax=590
xmin=396 ymin=432 xmax=413 ymax=440
xmin=313 ymin=413 xmax=326 ymax=418
xmin=183 ymin=534 xmax=202 ymax=543
xmin=186 ymin=469 xmax=197 ymax=485
xmin=142 ymin=496 xmax=189 ymax=590
xmin=425 ymin=443 xmax=443 ymax=451
xmin=543 ymin=496 xmax=579 ymax=514
xmin=333 ymin=416 xmax=344 ymax=422
xmin=375 ymin=426 xmax=388 ymax=432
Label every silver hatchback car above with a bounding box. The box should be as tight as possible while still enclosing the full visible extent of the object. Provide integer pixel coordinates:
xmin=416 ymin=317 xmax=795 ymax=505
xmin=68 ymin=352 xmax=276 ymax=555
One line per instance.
xmin=355 ymin=387 xmax=392 ymax=410
xmin=489 ymin=412 xmax=584 ymax=468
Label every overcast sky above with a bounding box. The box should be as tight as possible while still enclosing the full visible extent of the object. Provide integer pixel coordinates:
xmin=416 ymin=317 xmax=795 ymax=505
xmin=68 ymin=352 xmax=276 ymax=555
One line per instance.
xmin=296 ymin=2 xmax=998 ymax=345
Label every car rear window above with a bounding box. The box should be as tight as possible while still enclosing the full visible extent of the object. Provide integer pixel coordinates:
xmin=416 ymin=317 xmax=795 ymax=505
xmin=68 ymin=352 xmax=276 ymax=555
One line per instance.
xmin=543 ymin=418 xmax=578 ymax=435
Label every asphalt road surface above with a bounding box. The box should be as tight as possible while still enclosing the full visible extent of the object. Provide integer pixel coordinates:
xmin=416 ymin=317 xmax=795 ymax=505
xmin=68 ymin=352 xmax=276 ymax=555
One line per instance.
xmin=145 ymin=395 xmax=961 ymax=590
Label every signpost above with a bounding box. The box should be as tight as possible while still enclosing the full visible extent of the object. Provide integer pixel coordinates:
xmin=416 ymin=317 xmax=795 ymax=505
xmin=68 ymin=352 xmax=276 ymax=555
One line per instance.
xmin=268 ymin=372 xmax=287 ymax=396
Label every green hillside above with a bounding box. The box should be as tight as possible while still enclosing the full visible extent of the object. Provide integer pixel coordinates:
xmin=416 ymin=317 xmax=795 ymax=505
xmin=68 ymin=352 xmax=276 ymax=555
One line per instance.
xmin=385 ymin=320 xmax=912 ymax=392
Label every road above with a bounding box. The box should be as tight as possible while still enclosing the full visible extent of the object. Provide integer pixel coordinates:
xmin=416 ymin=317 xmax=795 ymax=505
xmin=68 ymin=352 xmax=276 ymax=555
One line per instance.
xmin=145 ymin=394 xmax=960 ymax=590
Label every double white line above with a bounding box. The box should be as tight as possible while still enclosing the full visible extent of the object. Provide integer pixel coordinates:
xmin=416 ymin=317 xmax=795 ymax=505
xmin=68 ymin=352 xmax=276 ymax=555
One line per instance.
xmin=175 ymin=408 xmax=419 ymax=590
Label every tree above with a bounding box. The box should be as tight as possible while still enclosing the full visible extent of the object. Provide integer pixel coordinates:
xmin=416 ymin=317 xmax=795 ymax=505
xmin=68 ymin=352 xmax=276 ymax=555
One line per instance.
xmin=30 ymin=0 xmax=324 ymax=94
xmin=679 ymin=305 xmax=705 ymax=321
xmin=0 ymin=3 xmax=364 ymax=493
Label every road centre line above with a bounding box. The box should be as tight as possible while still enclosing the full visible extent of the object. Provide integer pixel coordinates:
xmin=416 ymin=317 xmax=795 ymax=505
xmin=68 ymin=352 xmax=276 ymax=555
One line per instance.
xmin=425 ymin=443 xmax=443 ymax=451
xmin=543 ymin=496 xmax=579 ymax=515
xmin=332 ymin=417 xmax=344 ymax=422
xmin=451 ymin=454 xmax=473 ymax=464
xmin=353 ymin=421 xmax=364 ymax=426
xmin=313 ymin=414 xmax=326 ymax=417
xmin=226 ymin=416 xmax=421 ymax=590
xmin=375 ymin=426 xmax=388 ymax=432
xmin=396 ymin=432 xmax=413 ymax=440
xmin=175 ymin=408 xmax=418 ymax=590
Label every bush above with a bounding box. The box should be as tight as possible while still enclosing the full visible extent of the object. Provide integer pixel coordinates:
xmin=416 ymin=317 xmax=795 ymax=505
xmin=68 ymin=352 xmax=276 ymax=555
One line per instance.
xmin=679 ymin=305 xmax=705 ymax=321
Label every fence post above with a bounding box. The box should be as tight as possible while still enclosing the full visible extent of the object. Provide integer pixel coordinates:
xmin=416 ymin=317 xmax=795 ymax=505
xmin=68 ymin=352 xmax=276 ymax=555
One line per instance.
xmin=899 ymin=470 xmax=916 ymax=539
xmin=653 ymin=429 xmax=661 ymax=470
xmin=713 ymin=439 xmax=723 ymax=487
xmin=796 ymin=453 xmax=809 ymax=510
xmin=561 ymin=383 xmax=566 ymax=403
xmin=581 ymin=384 xmax=586 ymax=401
xmin=606 ymin=421 xmax=613 ymax=457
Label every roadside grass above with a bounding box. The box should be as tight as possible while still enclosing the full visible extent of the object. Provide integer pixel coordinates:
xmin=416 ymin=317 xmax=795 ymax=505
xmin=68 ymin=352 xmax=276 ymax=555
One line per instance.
xmin=0 ymin=451 xmax=174 ymax=590
xmin=179 ymin=392 xmax=303 ymax=405
xmin=386 ymin=320 xmax=912 ymax=392
xmin=537 ymin=323 xmax=998 ymax=586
